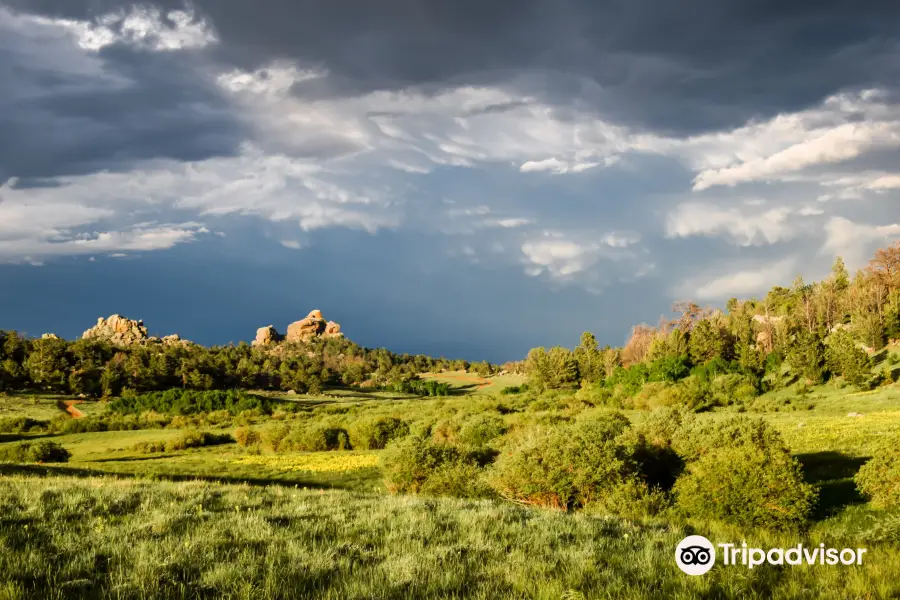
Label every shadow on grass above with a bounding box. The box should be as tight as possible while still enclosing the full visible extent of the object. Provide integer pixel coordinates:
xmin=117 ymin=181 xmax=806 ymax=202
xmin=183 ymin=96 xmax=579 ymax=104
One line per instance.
xmin=0 ymin=432 xmax=59 ymax=444
xmin=797 ymin=451 xmax=870 ymax=519
xmin=0 ymin=463 xmax=346 ymax=491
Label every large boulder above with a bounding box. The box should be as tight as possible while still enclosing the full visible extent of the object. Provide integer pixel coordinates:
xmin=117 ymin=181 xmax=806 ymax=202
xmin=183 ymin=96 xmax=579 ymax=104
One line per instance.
xmin=82 ymin=315 xmax=149 ymax=346
xmin=253 ymin=325 xmax=283 ymax=346
xmin=324 ymin=321 xmax=343 ymax=338
xmin=286 ymin=310 xmax=327 ymax=342
xmin=252 ymin=310 xmax=345 ymax=345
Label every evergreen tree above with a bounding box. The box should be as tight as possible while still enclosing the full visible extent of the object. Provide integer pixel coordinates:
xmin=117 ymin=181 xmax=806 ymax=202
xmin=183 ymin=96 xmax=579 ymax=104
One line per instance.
xmin=786 ymin=330 xmax=828 ymax=384
xmin=825 ymin=329 xmax=872 ymax=388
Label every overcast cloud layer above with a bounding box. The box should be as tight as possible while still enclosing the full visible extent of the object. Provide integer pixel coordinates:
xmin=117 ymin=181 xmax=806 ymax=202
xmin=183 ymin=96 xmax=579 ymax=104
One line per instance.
xmin=1 ymin=0 xmax=899 ymax=361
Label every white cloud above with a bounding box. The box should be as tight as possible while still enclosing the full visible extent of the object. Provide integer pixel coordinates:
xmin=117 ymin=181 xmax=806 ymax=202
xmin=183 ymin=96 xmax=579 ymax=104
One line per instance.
xmin=677 ymin=259 xmax=799 ymax=300
xmin=217 ymin=64 xmax=636 ymax=173
xmin=0 ymin=225 xmax=205 ymax=262
xmin=519 ymin=157 xmax=603 ymax=174
xmin=521 ymin=237 xmax=600 ymax=278
xmin=644 ymin=90 xmax=900 ymax=192
xmin=798 ymin=206 xmax=825 ymax=216
xmin=0 ymin=147 xmax=399 ymax=261
xmin=600 ymin=232 xmax=641 ymax=248
xmin=692 ymin=122 xmax=900 ymax=190
xmin=665 ymin=203 xmax=797 ymax=246
xmin=520 ymin=230 xmax=643 ymax=280
xmin=821 ymin=216 xmax=900 ymax=267
xmin=487 ymin=218 xmax=532 ymax=229
xmin=21 ymin=7 xmax=218 ymax=52
xmin=867 ymin=174 xmax=900 ymax=190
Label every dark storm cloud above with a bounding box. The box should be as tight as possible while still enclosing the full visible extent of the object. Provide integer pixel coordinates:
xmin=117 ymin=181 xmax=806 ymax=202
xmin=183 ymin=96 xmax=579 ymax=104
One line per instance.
xmin=0 ymin=8 xmax=246 ymax=181
xmin=7 ymin=0 xmax=900 ymax=134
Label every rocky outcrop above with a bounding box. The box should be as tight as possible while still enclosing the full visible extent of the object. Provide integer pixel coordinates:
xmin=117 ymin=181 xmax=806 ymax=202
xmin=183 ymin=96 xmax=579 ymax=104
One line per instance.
xmin=251 ymin=310 xmax=345 ymax=345
xmin=82 ymin=315 xmax=149 ymax=346
xmin=253 ymin=325 xmax=283 ymax=346
xmin=324 ymin=321 xmax=343 ymax=338
xmin=286 ymin=310 xmax=327 ymax=342
xmin=161 ymin=334 xmax=189 ymax=346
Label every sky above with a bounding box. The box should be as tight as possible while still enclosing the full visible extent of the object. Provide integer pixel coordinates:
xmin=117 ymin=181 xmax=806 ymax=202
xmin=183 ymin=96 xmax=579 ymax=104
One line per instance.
xmin=1 ymin=0 xmax=900 ymax=362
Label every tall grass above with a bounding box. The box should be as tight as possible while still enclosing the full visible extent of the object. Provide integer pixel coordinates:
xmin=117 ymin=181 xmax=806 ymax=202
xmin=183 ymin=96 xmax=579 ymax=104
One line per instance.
xmin=0 ymin=474 xmax=898 ymax=599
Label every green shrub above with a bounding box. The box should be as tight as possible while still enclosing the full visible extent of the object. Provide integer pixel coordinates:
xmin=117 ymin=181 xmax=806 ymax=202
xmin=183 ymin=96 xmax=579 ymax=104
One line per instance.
xmin=855 ymin=437 xmax=900 ymax=509
xmin=132 ymin=441 xmax=167 ymax=453
xmin=109 ymin=390 xmax=274 ymax=416
xmin=672 ymin=415 xmax=787 ymax=461
xmin=457 ymin=414 xmax=507 ymax=447
xmin=648 ymin=355 xmax=691 ymax=383
xmin=500 ymin=385 xmax=526 ymax=395
xmin=164 ymin=429 xmax=233 ymax=452
xmin=391 ymin=379 xmax=451 ymax=396
xmin=673 ymin=445 xmax=817 ymax=530
xmin=0 ymin=440 xmax=70 ymax=463
xmin=671 ymin=417 xmax=816 ymax=530
xmin=431 ymin=419 xmax=462 ymax=444
xmin=260 ymin=423 xmax=290 ymax=451
xmin=617 ymin=408 xmax=687 ymax=492
xmin=167 ymin=415 xmax=197 ymax=429
xmin=708 ymin=373 xmax=759 ymax=406
xmin=826 ymin=329 xmax=873 ymax=388
xmin=288 ymin=424 xmax=351 ymax=451
xmin=381 ymin=435 xmax=492 ymax=498
xmin=0 ymin=416 xmax=49 ymax=434
xmin=351 ymin=417 xmax=410 ymax=450
xmin=233 ymin=426 xmax=260 ymax=447
xmin=486 ymin=413 xmax=652 ymax=511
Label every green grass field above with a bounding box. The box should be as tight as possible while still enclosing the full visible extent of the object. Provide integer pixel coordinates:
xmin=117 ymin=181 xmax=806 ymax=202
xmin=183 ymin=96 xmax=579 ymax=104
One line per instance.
xmin=1 ymin=376 xmax=899 ymax=598
xmin=0 ymin=473 xmax=897 ymax=600
xmin=420 ymin=370 xmax=527 ymax=395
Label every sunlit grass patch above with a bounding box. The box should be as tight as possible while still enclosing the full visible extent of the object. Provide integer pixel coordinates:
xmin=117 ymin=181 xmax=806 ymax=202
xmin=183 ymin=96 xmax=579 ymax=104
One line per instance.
xmin=231 ymin=452 xmax=380 ymax=473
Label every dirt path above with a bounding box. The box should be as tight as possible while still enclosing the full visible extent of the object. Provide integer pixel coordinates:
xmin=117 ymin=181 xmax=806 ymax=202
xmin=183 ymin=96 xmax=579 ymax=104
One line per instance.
xmin=61 ymin=400 xmax=85 ymax=419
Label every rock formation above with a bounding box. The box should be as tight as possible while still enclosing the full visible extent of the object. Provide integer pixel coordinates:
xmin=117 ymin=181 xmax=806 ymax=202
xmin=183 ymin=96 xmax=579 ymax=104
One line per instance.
xmin=82 ymin=315 xmax=149 ymax=346
xmin=286 ymin=310 xmax=328 ymax=342
xmin=253 ymin=325 xmax=283 ymax=346
xmin=253 ymin=310 xmax=344 ymax=346
xmin=324 ymin=321 xmax=343 ymax=338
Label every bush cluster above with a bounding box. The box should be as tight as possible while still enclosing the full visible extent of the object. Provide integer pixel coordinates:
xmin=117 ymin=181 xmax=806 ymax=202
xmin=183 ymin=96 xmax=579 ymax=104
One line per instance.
xmin=350 ymin=417 xmax=410 ymax=450
xmin=0 ymin=440 xmax=71 ymax=463
xmin=488 ymin=414 xmax=649 ymax=511
xmin=132 ymin=429 xmax=234 ymax=453
xmin=390 ymin=379 xmax=451 ymax=396
xmin=0 ymin=416 xmax=48 ymax=434
xmin=233 ymin=413 xmax=417 ymax=452
xmin=381 ymin=434 xmax=493 ymax=498
xmin=380 ymin=410 xmax=818 ymax=530
xmin=855 ymin=437 xmax=900 ymax=509
xmin=109 ymin=390 xmax=275 ymax=416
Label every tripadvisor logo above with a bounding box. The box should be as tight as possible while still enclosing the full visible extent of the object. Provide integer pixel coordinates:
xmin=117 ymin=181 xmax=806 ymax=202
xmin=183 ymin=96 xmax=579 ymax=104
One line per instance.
xmin=675 ymin=536 xmax=867 ymax=575
xmin=676 ymin=535 xmax=716 ymax=575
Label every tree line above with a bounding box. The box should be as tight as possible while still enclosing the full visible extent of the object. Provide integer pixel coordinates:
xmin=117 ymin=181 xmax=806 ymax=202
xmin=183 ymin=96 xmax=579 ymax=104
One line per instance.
xmin=0 ymin=331 xmax=497 ymax=397
xmin=525 ymin=242 xmax=900 ymax=405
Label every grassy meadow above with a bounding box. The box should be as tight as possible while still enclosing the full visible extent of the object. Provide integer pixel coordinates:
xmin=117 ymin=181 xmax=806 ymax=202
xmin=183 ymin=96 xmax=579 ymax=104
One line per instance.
xmin=2 ymin=368 xmax=900 ymax=598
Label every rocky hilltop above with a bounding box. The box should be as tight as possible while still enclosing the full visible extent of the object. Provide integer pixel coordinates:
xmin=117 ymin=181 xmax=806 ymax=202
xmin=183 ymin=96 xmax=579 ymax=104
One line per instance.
xmin=82 ymin=315 xmax=149 ymax=345
xmin=76 ymin=310 xmax=343 ymax=348
xmin=81 ymin=315 xmax=190 ymax=347
xmin=253 ymin=310 xmax=344 ymax=346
